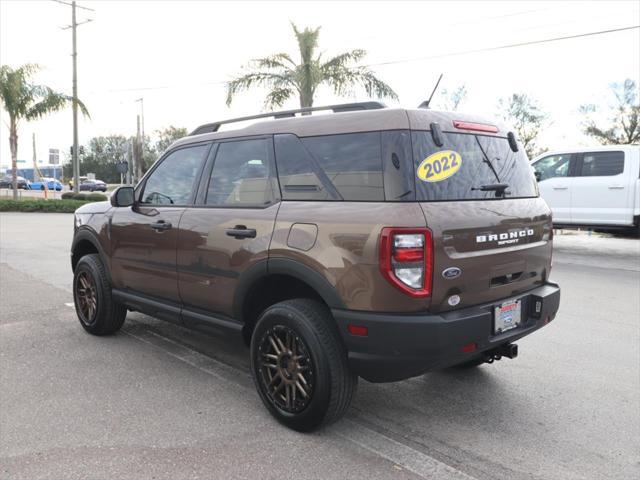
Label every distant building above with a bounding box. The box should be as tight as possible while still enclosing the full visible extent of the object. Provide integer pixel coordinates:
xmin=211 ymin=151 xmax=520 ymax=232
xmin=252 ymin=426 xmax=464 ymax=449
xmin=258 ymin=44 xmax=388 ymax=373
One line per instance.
xmin=3 ymin=165 xmax=63 ymax=181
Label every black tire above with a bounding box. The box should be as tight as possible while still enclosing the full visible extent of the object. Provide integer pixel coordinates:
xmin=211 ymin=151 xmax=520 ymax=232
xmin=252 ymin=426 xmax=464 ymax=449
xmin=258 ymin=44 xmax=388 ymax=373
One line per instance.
xmin=250 ymin=299 xmax=357 ymax=432
xmin=40 ymin=186 xmax=45 ymax=190
xmin=73 ymin=254 xmax=126 ymax=335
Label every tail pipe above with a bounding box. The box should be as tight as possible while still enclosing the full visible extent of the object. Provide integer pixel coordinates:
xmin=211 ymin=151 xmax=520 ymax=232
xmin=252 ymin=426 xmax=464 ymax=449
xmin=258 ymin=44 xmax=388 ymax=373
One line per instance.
xmin=483 ymin=343 xmax=518 ymax=364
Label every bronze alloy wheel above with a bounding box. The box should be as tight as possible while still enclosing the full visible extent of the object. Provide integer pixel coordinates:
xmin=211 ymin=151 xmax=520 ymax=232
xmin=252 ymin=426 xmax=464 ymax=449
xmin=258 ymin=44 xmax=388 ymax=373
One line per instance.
xmin=257 ymin=325 xmax=315 ymax=413
xmin=76 ymin=271 xmax=97 ymax=325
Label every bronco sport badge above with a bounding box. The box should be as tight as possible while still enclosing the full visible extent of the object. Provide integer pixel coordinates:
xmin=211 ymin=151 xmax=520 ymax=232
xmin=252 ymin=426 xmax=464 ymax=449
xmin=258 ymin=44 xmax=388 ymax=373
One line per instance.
xmin=476 ymin=229 xmax=534 ymax=246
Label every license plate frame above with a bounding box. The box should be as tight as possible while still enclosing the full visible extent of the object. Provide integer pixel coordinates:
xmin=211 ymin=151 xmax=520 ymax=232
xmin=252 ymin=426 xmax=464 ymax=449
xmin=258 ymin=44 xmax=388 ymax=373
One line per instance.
xmin=494 ymin=300 xmax=522 ymax=335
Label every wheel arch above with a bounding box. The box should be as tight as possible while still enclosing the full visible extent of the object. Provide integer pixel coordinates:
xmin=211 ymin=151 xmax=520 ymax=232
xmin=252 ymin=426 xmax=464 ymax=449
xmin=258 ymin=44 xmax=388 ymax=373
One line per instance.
xmin=234 ymin=258 xmax=346 ymax=344
xmin=71 ymin=228 xmax=111 ymax=282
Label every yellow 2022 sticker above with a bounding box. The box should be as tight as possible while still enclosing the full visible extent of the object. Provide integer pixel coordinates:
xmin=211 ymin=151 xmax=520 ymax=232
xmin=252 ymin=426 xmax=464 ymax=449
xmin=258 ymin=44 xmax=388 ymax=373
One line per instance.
xmin=417 ymin=150 xmax=462 ymax=182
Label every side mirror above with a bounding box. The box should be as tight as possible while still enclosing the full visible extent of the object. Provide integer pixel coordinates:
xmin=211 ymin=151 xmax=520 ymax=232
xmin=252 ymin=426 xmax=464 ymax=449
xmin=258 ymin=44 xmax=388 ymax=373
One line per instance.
xmin=534 ymin=170 xmax=542 ymax=182
xmin=111 ymin=186 xmax=135 ymax=207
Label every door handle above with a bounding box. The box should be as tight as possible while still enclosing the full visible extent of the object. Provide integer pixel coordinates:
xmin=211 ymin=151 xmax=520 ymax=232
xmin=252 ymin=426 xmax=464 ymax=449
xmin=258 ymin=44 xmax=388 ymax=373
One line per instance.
xmin=150 ymin=220 xmax=172 ymax=231
xmin=608 ymin=185 xmax=624 ymax=189
xmin=225 ymin=225 xmax=257 ymax=239
xmin=552 ymin=186 xmax=568 ymax=190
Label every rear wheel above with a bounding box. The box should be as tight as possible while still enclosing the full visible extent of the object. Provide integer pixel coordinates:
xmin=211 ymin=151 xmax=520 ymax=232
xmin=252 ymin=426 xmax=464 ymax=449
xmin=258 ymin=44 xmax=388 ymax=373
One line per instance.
xmin=73 ymin=254 xmax=126 ymax=335
xmin=250 ymin=299 xmax=357 ymax=432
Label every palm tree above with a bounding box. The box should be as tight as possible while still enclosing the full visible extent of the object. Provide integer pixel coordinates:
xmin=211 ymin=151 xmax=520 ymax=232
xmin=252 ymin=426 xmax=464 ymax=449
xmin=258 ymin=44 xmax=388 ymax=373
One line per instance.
xmin=226 ymin=23 xmax=398 ymax=110
xmin=0 ymin=64 xmax=89 ymax=199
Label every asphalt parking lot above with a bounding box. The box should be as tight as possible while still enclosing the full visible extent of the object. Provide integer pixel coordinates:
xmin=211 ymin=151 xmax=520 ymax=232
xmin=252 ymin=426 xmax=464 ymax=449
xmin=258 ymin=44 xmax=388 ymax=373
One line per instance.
xmin=1 ymin=212 xmax=639 ymax=480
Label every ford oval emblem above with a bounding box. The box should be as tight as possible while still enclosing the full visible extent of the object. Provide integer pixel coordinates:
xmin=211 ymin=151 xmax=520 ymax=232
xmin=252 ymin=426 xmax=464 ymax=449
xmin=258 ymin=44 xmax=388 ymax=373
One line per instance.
xmin=442 ymin=267 xmax=462 ymax=279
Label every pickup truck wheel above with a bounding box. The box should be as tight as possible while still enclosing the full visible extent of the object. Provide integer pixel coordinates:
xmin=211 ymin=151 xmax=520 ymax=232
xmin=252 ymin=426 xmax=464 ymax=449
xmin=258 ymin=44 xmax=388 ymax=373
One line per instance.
xmin=73 ymin=254 xmax=126 ymax=335
xmin=250 ymin=299 xmax=357 ymax=432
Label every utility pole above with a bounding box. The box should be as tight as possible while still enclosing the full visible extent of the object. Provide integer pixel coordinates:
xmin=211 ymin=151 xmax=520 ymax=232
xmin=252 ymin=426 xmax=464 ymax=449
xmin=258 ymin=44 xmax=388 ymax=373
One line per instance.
xmin=136 ymin=97 xmax=145 ymax=138
xmin=71 ymin=1 xmax=78 ymax=193
xmin=136 ymin=115 xmax=143 ymax=182
xmin=55 ymin=0 xmax=93 ymax=193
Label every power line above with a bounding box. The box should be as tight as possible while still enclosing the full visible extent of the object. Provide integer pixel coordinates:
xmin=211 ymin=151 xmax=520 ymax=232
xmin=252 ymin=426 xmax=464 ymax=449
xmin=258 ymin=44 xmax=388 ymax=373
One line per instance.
xmin=86 ymin=24 xmax=640 ymax=95
xmin=365 ymin=25 xmax=640 ymax=68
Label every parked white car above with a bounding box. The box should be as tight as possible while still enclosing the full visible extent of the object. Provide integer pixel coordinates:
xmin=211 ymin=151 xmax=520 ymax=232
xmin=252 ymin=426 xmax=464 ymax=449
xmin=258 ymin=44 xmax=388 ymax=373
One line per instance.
xmin=531 ymin=145 xmax=639 ymax=233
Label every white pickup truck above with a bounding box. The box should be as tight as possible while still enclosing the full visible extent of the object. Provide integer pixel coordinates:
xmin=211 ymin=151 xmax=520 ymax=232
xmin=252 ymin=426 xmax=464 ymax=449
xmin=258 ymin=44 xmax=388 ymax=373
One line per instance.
xmin=531 ymin=145 xmax=640 ymax=234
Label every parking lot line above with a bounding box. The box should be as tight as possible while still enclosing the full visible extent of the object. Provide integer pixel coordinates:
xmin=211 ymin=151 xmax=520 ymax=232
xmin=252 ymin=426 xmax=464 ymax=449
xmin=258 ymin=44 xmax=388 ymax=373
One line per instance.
xmin=124 ymin=324 xmax=477 ymax=480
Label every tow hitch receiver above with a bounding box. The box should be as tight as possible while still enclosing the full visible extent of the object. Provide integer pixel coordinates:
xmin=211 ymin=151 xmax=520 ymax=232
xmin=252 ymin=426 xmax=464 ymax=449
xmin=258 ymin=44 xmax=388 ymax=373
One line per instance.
xmin=483 ymin=343 xmax=518 ymax=363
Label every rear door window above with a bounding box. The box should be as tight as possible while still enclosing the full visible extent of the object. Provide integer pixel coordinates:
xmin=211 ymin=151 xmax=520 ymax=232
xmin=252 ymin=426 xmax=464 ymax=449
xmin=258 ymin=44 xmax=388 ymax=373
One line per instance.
xmin=578 ymin=151 xmax=624 ymax=176
xmin=411 ymin=131 xmax=538 ymax=201
xmin=205 ymin=138 xmax=277 ymax=206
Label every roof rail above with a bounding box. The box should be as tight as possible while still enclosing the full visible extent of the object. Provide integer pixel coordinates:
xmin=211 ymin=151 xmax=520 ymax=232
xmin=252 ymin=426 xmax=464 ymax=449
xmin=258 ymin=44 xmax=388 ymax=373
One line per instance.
xmin=190 ymin=101 xmax=387 ymax=136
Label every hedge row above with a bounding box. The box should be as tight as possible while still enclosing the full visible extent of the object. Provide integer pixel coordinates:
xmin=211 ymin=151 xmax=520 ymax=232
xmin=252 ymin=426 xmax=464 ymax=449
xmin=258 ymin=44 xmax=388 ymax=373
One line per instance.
xmin=0 ymin=199 xmax=96 ymax=213
xmin=61 ymin=192 xmax=108 ymax=201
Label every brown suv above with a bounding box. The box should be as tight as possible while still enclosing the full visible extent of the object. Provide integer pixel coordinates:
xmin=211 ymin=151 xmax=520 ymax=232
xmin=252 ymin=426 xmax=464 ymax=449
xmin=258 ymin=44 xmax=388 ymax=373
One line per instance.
xmin=70 ymin=102 xmax=560 ymax=431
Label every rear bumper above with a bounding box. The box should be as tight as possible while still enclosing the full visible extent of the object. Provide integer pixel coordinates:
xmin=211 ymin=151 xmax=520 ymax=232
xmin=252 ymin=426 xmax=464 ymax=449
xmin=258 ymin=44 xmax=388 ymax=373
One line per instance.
xmin=332 ymin=282 xmax=560 ymax=383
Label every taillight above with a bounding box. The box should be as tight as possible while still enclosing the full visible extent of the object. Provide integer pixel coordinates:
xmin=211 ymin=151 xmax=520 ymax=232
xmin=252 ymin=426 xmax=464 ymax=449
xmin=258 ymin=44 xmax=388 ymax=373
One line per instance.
xmin=379 ymin=227 xmax=433 ymax=298
xmin=452 ymin=120 xmax=499 ymax=133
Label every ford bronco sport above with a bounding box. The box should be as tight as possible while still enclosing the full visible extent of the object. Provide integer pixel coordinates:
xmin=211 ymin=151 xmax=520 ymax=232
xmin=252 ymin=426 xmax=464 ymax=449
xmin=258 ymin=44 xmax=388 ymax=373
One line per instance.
xmin=70 ymin=102 xmax=560 ymax=431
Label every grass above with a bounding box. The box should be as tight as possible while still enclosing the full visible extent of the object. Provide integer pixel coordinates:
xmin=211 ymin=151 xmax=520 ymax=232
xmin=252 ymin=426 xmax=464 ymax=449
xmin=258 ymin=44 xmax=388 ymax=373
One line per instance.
xmin=0 ymin=198 xmax=105 ymax=213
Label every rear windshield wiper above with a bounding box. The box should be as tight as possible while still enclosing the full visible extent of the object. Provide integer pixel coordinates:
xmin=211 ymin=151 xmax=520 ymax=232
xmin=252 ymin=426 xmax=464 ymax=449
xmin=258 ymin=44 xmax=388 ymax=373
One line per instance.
xmin=471 ymin=183 xmax=510 ymax=197
xmin=474 ymin=136 xmax=501 ymax=183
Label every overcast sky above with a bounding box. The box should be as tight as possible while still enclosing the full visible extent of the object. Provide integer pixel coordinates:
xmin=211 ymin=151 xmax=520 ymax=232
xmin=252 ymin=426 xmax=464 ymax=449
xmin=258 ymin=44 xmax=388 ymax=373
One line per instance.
xmin=1 ymin=0 xmax=639 ymax=167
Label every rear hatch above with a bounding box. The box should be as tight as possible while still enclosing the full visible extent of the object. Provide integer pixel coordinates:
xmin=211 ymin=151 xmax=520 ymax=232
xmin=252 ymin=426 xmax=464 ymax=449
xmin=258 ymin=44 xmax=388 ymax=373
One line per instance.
xmin=410 ymin=128 xmax=553 ymax=313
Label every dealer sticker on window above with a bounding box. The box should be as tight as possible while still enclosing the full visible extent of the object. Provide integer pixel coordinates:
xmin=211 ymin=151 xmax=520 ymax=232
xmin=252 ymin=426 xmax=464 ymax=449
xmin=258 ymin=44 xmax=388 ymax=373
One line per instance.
xmin=417 ymin=150 xmax=462 ymax=182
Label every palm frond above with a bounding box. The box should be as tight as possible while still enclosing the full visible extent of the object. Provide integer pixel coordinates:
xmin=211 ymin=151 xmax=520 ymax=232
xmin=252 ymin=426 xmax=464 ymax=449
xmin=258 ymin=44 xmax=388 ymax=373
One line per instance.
xmin=251 ymin=53 xmax=296 ymax=70
xmin=225 ymin=71 xmax=295 ymax=106
xmin=263 ymin=87 xmax=295 ymax=110
xmin=356 ymin=70 xmax=399 ymax=101
xmin=321 ymin=49 xmax=366 ymax=70
xmin=322 ymin=64 xmax=398 ymax=101
xmin=25 ymin=87 xmax=90 ymax=120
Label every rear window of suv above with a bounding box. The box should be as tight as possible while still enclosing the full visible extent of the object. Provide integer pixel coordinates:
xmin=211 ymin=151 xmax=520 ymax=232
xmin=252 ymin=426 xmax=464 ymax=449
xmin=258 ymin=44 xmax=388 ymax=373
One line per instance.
xmin=411 ymin=130 xmax=538 ymax=201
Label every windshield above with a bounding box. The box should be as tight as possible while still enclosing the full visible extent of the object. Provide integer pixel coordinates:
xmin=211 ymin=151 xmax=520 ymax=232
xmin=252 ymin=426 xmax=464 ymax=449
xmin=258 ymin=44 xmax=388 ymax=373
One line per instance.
xmin=412 ymin=131 xmax=538 ymax=201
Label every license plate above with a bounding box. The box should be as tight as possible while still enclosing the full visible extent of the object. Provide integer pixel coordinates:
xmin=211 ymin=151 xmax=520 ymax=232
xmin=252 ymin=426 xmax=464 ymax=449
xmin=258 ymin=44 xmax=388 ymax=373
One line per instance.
xmin=494 ymin=300 xmax=521 ymax=334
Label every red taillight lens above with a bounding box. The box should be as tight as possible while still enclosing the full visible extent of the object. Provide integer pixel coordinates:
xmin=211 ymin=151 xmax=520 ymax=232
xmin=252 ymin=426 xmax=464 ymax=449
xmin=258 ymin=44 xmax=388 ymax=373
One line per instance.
xmin=452 ymin=120 xmax=499 ymax=133
xmin=393 ymin=247 xmax=424 ymax=263
xmin=379 ymin=227 xmax=433 ymax=298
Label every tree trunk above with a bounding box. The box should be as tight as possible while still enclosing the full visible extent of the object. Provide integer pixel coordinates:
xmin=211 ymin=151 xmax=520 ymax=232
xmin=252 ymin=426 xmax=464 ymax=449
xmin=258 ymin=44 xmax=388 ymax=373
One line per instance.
xmin=299 ymin=89 xmax=314 ymax=115
xmin=9 ymin=118 xmax=18 ymax=201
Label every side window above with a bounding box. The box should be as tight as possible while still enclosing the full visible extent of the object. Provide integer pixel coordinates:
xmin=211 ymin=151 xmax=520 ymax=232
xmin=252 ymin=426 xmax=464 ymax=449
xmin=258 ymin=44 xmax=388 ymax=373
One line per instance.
xmin=533 ymin=154 xmax=571 ymax=181
xmin=302 ymin=132 xmax=384 ymax=201
xmin=274 ymin=134 xmax=335 ymax=201
xmin=141 ymin=144 xmax=209 ymax=205
xmin=578 ymin=151 xmax=624 ymax=177
xmin=205 ymin=138 xmax=275 ymax=206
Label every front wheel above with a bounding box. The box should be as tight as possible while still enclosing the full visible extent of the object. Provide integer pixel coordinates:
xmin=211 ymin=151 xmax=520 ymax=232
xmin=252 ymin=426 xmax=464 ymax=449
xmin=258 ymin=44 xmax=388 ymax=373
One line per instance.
xmin=250 ymin=299 xmax=357 ymax=432
xmin=73 ymin=254 xmax=126 ymax=335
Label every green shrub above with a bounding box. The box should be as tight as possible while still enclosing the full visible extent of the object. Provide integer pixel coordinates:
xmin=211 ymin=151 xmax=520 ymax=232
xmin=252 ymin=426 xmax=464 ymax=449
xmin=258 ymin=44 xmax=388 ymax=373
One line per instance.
xmin=0 ymin=199 xmax=90 ymax=213
xmin=59 ymin=192 xmax=107 ymax=201
xmin=86 ymin=192 xmax=108 ymax=201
